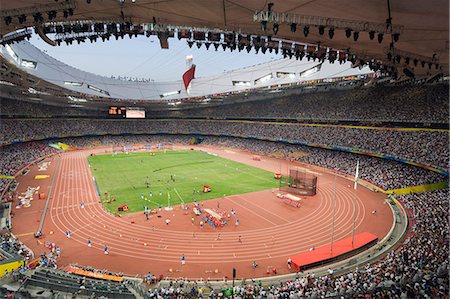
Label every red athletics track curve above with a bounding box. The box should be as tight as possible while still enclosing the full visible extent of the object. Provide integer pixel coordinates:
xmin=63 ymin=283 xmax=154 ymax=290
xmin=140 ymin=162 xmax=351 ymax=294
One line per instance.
xmin=12 ymin=145 xmax=392 ymax=279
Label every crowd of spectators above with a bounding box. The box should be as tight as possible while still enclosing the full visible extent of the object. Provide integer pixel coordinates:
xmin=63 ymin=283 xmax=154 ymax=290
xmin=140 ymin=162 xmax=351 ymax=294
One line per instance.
xmin=163 ymin=83 xmax=449 ymax=123
xmin=0 ymin=97 xmax=101 ymax=118
xmin=0 ymin=119 xmax=447 ymax=170
xmin=1 ymin=83 xmax=448 ymax=123
xmin=0 ymin=142 xmax=57 ymax=192
xmin=0 ymin=232 xmax=33 ymax=265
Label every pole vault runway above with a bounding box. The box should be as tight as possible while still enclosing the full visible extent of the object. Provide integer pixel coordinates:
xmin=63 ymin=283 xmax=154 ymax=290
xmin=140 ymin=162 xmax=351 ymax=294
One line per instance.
xmin=12 ymin=145 xmax=393 ymax=279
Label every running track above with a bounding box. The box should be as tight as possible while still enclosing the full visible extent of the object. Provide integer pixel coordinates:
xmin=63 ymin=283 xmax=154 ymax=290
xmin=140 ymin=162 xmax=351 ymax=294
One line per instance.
xmin=13 ymin=146 xmax=392 ymax=279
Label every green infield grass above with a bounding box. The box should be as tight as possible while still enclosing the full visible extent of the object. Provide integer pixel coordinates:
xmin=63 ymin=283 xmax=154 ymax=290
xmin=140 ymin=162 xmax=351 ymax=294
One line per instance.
xmin=88 ymin=150 xmax=278 ymax=213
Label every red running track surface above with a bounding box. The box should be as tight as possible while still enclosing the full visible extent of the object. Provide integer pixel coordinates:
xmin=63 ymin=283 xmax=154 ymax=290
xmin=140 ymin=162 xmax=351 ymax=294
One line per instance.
xmin=11 ymin=145 xmax=393 ymax=280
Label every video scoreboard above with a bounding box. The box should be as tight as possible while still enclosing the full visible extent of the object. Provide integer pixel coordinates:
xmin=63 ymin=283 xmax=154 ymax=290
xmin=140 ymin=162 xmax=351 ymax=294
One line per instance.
xmin=108 ymin=106 xmax=126 ymax=117
xmin=108 ymin=106 xmax=145 ymax=118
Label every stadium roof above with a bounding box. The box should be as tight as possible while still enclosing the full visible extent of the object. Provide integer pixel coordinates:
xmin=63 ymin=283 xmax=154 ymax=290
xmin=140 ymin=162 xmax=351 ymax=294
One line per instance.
xmin=1 ymin=41 xmax=371 ymax=100
xmin=1 ymin=0 xmax=448 ymax=75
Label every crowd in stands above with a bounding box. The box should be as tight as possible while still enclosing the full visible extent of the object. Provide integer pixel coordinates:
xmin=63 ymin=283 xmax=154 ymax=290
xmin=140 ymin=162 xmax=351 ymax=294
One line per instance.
xmin=2 ymin=83 xmax=449 ymax=123
xmin=0 ymin=97 xmax=102 ymax=118
xmin=1 ymin=119 xmax=448 ymax=170
xmin=0 ymin=142 xmax=57 ymax=192
xmin=0 ymin=232 xmax=32 ymax=264
xmin=164 ymin=83 xmax=449 ymax=123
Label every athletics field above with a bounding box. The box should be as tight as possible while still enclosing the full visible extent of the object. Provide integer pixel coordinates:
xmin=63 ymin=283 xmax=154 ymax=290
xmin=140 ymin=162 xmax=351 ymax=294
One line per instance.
xmin=88 ymin=150 xmax=278 ymax=213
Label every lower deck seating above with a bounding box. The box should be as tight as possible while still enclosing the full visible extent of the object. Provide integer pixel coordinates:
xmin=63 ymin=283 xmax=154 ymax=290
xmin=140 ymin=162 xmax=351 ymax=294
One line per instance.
xmin=24 ymin=268 xmax=135 ymax=299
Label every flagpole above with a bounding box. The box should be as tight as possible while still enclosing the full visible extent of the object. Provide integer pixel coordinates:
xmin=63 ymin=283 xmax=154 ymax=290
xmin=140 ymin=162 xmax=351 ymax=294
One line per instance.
xmin=351 ymin=160 xmax=359 ymax=247
xmin=330 ymin=173 xmax=337 ymax=255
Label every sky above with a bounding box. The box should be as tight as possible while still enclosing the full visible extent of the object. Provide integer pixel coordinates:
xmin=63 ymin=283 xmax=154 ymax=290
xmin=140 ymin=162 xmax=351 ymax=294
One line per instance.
xmin=29 ymin=34 xmax=284 ymax=82
xmin=28 ymin=33 xmax=358 ymax=83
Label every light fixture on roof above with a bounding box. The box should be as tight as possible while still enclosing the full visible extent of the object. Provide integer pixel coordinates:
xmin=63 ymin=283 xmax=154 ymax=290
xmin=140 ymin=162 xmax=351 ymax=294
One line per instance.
xmin=18 ymin=14 xmax=27 ymax=24
xmin=303 ymin=26 xmax=309 ymax=37
xmin=345 ymin=28 xmax=352 ymax=38
xmin=273 ymin=23 xmax=279 ymax=35
xmin=33 ymin=12 xmax=44 ymax=22
xmin=290 ymin=23 xmax=297 ymax=33
xmin=260 ymin=20 xmax=267 ymax=31
xmin=318 ymin=25 xmax=325 ymax=35
xmin=393 ymin=32 xmax=400 ymax=42
xmin=328 ymin=27 xmax=334 ymax=39
xmin=377 ymin=33 xmax=383 ymax=43
xmin=4 ymin=16 xmax=12 ymax=25
xmin=47 ymin=10 xmax=57 ymax=20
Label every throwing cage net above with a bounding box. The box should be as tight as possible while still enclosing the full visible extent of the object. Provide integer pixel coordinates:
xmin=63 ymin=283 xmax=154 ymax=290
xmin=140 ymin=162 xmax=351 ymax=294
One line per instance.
xmin=279 ymin=168 xmax=318 ymax=196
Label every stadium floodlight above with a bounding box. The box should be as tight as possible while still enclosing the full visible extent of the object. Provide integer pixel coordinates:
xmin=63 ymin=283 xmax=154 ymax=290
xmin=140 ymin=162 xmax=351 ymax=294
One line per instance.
xmin=393 ymin=32 xmax=400 ymax=42
xmin=377 ymin=33 xmax=383 ymax=43
xmin=328 ymin=27 xmax=334 ymax=39
xmin=290 ymin=23 xmax=297 ymax=33
xmin=47 ymin=10 xmax=57 ymax=20
xmin=18 ymin=15 xmax=27 ymax=24
xmin=260 ymin=20 xmax=267 ymax=31
xmin=273 ymin=23 xmax=279 ymax=35
xmin=303 ymin=25 xmax=309 ymax=37
xmin=345 ymin=28 xmax=352 ymax=38
xmin=318 ymin=25 xmax=324 ymax=35
xmin=4 ymin=16 xmax=12 ymax=26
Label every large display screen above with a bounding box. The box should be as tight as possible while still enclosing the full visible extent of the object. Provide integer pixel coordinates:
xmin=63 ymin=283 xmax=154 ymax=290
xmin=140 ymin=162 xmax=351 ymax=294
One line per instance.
xmin=126 ymin=108 xmax=145 ymax=118
xmin=108 ymin=106 xmax=126 ymax=117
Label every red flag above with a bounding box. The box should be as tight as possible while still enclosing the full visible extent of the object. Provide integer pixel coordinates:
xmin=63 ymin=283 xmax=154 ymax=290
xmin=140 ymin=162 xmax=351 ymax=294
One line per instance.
xmin=182 ymin=65 xmax=196 ymax=93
